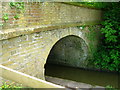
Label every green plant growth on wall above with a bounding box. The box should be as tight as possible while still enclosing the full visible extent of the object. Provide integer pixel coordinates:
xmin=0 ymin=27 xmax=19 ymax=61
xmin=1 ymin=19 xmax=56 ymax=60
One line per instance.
xmin=90 ymin=2 xmax=120 ymax=72
xmin=9 ymin=2 xmax=24 ymax=10
xmin=2 ymin=13 xmax=9 ymax=22
xmin=77 ymin=25 xmax=86 ymax=30
xmin=77 ymin=25 xmax=101 ymax=59
xmin=2 ymin=2 xmax=24 ymax=22
xmin=9 ymin=2 xmax=24 ymax=19
xmin=86 ymin=25 xmax=100 ymax=54
xmin=65 ymin=2 xmax=109 ymax=9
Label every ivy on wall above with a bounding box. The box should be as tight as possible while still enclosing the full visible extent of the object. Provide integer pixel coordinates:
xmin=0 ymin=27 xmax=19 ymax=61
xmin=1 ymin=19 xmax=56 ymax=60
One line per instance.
xmin=2 ymin=13 xmax=9 ymax=22
xmin=2 ymin=2 xmax=24 ymax=22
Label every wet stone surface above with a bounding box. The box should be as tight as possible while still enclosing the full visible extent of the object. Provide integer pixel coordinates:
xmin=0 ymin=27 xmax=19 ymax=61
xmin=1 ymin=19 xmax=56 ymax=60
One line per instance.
xmin=45 ymin=76 xmax=105 ymax=89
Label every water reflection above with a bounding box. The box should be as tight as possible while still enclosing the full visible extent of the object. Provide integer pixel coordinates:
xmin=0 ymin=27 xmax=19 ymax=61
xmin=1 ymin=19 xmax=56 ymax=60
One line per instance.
xmin=45 ymin=63 xmax=119 ymax=88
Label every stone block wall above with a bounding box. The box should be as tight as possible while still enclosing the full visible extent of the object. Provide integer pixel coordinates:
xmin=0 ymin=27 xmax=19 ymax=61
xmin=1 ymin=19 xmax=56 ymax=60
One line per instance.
xmin=47 ymin=26 xmax=101 ymax=68
xmin=0 ymin=26 xmax=101 ymax=81
xmin=1 ymin=2 xmax=102 ymax=30
xmin=0 ymin=2 xmax=102 ymax=86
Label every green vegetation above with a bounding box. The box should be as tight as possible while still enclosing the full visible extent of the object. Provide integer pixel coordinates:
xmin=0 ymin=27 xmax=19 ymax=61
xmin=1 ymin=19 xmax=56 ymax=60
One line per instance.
xmin=78 ymin=2 xmax=106 ymax=8
xmin=106 ymin=85 xmax=118 ymax=90
xmin=2 ymin=2 xmax=24 ymax=22
xmin=14 ymin=14 xmax=20 ymax=19
xmin=65 ymin=2 xmax=109 ymax=9
xmin=65 ymin=2 xmax=120 ymax=72
xmin=9 ymin=2 xmax=24 ymax=10
xmin=1 ymin=1 xmax=119 ymax=72
xmin=0 ymin=82 xmax=22 ymax=89
xmin=89 ymin=2 xmax=120 ymax=72
xmin=2 ymin=13 xmax=9 ymax=22
xmin=9 ymin=2 xmax=24 ymax=19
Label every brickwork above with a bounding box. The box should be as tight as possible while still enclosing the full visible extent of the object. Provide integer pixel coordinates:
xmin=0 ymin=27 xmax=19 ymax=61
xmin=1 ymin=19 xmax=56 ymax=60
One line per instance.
xmin=0 ymin=26 xmax=101 ymax=80
xmin=1 ymin=2 xmax=102 ymax=30
xmin=0 ymin=2 xmax=102 ymax=86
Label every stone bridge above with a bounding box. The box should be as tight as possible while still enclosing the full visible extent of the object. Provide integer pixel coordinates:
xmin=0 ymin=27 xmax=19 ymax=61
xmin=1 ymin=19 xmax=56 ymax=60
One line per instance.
xmin=0 ymin=2 xmax=102 ymax=84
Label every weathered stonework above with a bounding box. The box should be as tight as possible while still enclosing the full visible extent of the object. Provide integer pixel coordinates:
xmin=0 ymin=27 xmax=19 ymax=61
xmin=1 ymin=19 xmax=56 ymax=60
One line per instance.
xmin=1 ymin=2 xmax=102 ymax=30
xmin=47 ymin=35 xmax=89 ymax=68
xmin=0 ymin=26 xmax=101 ymax=80
xmin=0 ymin=2 xmax=102 ymax=86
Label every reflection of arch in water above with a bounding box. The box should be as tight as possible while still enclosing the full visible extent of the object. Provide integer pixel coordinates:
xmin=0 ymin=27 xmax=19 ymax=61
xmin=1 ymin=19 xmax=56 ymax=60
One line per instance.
xmin=46 ymin=35 xmax=89 ymax=68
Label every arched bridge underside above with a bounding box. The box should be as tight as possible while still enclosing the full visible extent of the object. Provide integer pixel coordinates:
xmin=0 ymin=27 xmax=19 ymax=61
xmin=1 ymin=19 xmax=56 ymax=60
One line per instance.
xmin=0 ymin=26 xmax=100 ymax=80
xmin=46 ymin=35 xmax=88 ymax=68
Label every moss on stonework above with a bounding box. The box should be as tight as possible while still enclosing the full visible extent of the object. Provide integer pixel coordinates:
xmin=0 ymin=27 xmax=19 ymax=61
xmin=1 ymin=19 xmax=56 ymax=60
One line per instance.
xmin=86 ymin=25 xmax=101 ymax=57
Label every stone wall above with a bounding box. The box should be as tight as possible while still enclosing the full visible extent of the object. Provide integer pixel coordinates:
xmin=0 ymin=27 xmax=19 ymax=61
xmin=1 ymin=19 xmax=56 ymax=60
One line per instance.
xmin=0 ymin=26 xmax=101 ymax=81
xmin=0 ymin=2 xmax=102 ymax=86
xmin=1 ymin=2 xmax=102 ymax=30
xmin=47 ymin=26 xmax=101 ymax=68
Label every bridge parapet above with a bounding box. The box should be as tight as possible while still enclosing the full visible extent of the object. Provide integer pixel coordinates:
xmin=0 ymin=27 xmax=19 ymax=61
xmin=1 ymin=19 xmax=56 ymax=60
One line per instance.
xmin=1 ymin=2 xmax=102 ymax=30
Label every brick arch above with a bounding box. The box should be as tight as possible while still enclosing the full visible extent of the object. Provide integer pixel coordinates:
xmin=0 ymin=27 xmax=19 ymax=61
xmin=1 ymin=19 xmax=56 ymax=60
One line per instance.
xmin=1 ymin=27 xmax=99 ymax=81
xmin=43 ymin=29 xmax=89 ymax=79
xmin=46 ymin=35 xmax=89 ymax=67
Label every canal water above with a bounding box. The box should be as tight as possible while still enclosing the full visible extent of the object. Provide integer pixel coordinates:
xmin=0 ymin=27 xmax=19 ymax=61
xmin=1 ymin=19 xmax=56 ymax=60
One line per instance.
xmin=45 ymin=63 xmax=119 ymax=88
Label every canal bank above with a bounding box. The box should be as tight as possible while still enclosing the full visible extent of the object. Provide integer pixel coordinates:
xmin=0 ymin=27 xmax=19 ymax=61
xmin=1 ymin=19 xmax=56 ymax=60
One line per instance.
xmin=45 ymin=63 xmax=119 ymax=88
xmin=46 ymin=76 xmax=104 ymax=89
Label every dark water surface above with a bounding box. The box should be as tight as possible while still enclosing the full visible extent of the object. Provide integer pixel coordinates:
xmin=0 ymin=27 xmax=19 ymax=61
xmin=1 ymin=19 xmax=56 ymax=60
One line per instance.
xmin=45 ymin=63 xmax=119 ymax=88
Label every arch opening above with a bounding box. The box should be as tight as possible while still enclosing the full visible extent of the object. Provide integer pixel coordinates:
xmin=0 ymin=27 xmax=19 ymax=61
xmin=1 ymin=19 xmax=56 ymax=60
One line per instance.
xmin=45 ymin=35 xmax=89 ymax=70
xmin=44 ymin=35 xmax=89 ymax=86
xmin=44 ymin=35 xmax=119 ymax=89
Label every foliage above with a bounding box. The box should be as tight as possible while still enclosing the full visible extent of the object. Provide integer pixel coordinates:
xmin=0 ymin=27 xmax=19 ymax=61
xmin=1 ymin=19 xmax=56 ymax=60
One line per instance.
xmin=91 ymin=2 xmax=120 ymax=72
xmin=2 ymin=2 xmax=24 ymax=24
xmin=68 ymin=2 xmax=109 ymax=9
xmin=9 ymin=2 xmax=24 ymax=10
xmin=93 ymin=48 xmax=119 ymax=71
xmin=105 ymin=85 xmax=118 ymax=90
xmin=9 ymin=2 xmax=24 ymax=19
xmin=0 ymin=82 xmax=22 ymax=89
xmin=0 ymin=23 xmax=3 ymax=26
xmin=14 ymin=14 xmax=20 ymax=19
xmin=78 ymin=2 xmax=108 ymax=9
xmin=2 ymin=2 xmax=24 ymax=22
xmin=2 ymin=13 xmax=9 ymax=22
xmin=77 ymin=25 xmax=86 ymax=30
